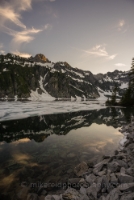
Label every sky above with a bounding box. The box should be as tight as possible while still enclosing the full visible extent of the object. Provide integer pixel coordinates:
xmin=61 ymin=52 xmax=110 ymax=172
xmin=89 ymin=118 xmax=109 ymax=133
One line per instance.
xmin=0 ymin=0 xmax=134 ymax=74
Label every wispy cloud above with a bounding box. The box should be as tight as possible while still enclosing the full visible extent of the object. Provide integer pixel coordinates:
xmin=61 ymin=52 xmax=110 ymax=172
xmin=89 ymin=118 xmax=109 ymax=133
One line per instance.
xmin=12 ymin=50 xmax=32 ymax=58
xmin=0 ymin=5 xmax=26 ymax=29
xmin=0 ymin=0 xmax=52 ymax=49
xmin=2 ymin=26 xmax=42 ymax=47
xmin=82 ymin=44 xmax=117 ymax=60
xmin=119 ymin=20 xmax=125 ymax=27
xmin=116 ymin=20 xmax=128 ymax=33
xmin=115 ymin=63 xmax=126 ymax=67
xmin=0 ymin=0 xmax=33 ymax=28
xmin=12 ymin=0 xmax=32 ymax=11
xmin=44 ymin=23 xmax=52 ymax=30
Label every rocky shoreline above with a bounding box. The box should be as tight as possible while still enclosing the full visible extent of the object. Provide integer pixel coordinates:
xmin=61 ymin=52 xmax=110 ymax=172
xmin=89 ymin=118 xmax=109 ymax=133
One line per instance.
xmin=18 ymin=117 xmax=134 ymax=200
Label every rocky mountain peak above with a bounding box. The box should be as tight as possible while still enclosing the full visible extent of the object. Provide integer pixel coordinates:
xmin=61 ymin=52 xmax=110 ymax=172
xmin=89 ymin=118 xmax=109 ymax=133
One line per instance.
xmin=33 ymin=54 xmax=49 ymax=63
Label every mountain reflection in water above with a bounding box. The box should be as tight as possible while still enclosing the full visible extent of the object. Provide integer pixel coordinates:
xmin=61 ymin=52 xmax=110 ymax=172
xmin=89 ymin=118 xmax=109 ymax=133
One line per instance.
xmin=0 ymin=107 xmax=134 ymax=199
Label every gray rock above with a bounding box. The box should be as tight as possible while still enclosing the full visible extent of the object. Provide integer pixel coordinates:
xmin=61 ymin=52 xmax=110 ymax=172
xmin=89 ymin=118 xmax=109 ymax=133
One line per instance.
xmin=52 ymin=195 xmax=62 ymax=200
xmin=44 ymin=196 xmax=52 ymax=200
xmin=120 ymin=167 xmax=126 ymax=174
xmin=110 ymin=173 xmax=118 ymax=185
xmin=79 ymin=194 xmax=89 ymax=200
xmin=79 ymin=178 xmax=88 ymax=188
xmin=93 ymin=159 xmax=109 ymax=174
xmin=62 ymin=187 xmax=81 ymax=200
xmin=120 ymin=192 xmax=134 ymax=200
xmin=74 ymin=162 xmax=88 ymax=177
xmin=80 ymin=186 xmax=87 ymax=195
xmin=99 ymin=196 xmax=106 ymax=200
xmin=85 ymin=173 xmax=97 ymax=185
xmin=126 ymin=167 xmax=134 ymax=176
xmin=116 ymin=173 xmax=134 ymax=183
xmin=86 ymin=183 xmax=97 ymax=199
xmin=107 ymin=161 xmax=120 ymax=173
xmin=115 ymin=159 xmax=128 ymax=168
xmin=98 ymin=169 xmax=107 ymax=176
xmin=96 ymin=176 xmax=103 ymax=193
xmin=105 ymin=188 xmax=121 ymax=200
xmin=117 ymin=183 xmax=134 ymax=191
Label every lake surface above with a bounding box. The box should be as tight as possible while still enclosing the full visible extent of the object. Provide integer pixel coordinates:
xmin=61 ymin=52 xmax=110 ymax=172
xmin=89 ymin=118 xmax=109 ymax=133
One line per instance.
xmin=0 ymin=104 xmax=133 ymax=199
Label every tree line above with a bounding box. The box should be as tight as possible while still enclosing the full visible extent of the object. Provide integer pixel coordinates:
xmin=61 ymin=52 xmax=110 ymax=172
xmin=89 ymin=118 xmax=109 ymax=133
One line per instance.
xmin=106 ymin=58 xmax=134 ymax=106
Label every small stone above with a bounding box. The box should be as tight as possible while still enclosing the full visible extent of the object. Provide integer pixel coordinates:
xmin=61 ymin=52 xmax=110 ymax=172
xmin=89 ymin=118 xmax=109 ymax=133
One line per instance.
xmin=62 ymin=187 xmax=81 ymax=200
xmin=52 ymin=195 xmax=61 ymax=200
xmin=115 ymin=160 xmax=128 ymax=169
xmin=45 ymin=195 xmax=53 ymax=200
xmin=117 ymin=183 xmax=134 ymax=191
xmin=74 ymin=162 xmax=88 ymax=177
xmin=93 ymin=159 xmax=109 ymax=175
xmin=110 ymin=173 xmax=118 ymax=185
xmin=85 ymin=173 xmax=96 ymax=185
xmin=98 ymin=169 xmax=106 ymax=176
xmin=126 ymin=167 xmax=134 ymax=176
xmin=107 ymin=161 xmax=120 ymax=173
xmin=86 ymin=183 xmax=97 ymax=199
xmin=80 ymin=186 xmax=87 ymax=195
xmin=105 ymin=188 xmax=121 ymax=200
xmin=120 ymin=167 xmax=126 ymax=174
xmin=117 ymin=173 xmax=134 ymax=184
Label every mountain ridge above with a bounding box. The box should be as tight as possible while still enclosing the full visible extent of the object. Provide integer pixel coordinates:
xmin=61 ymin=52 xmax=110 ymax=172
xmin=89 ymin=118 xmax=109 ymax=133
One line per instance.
xmin=0 ymin=53 xmax=129 ymax=101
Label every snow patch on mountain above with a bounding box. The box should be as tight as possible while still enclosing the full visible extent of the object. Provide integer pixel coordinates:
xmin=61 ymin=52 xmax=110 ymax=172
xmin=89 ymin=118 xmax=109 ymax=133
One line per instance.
xmin=120 ymin=82 xmax=128 ymax=89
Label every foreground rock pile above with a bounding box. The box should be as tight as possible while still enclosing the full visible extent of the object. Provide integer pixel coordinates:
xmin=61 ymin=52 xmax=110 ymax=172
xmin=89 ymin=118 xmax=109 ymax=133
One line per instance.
xmin=18 ymin=119 xmax=134 ymax=200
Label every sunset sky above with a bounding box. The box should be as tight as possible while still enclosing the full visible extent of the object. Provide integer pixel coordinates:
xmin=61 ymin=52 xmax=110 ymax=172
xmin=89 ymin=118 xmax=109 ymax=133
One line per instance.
xmin=0 ymin=0 xmax=134 ymax=73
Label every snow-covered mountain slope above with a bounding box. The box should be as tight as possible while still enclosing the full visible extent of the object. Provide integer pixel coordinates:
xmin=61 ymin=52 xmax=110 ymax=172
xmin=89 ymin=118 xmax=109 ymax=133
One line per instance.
xmin=0 ymin=53 xmax=129 ymax=101
xmin=95 ymin=70 xmax=129 ymax=99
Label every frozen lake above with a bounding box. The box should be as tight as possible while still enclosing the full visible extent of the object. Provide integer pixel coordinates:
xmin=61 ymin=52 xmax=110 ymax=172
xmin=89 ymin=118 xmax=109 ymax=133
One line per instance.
xmin=0 ymin=99 xmax=106 ymax=122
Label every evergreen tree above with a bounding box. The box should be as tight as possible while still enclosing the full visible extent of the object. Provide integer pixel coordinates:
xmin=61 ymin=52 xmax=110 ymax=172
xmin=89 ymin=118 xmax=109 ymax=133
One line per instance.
xmin=110 ymin=85 xmax=118 ymax=105
xmin=105 ymin=85 xmax=118 ymax=105
xmin=129 ymin=57 xmax=134 ymax=98
xmin=120 ymin=57 xmax=134 ymax=106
